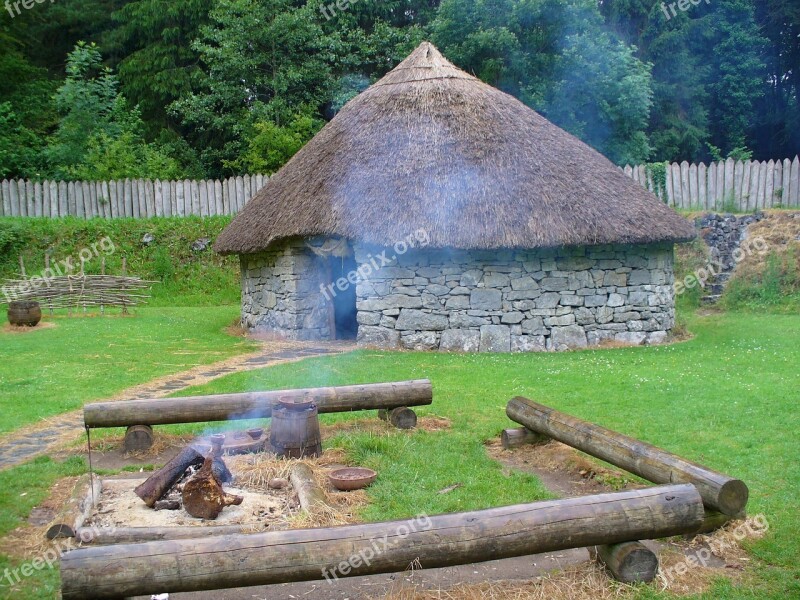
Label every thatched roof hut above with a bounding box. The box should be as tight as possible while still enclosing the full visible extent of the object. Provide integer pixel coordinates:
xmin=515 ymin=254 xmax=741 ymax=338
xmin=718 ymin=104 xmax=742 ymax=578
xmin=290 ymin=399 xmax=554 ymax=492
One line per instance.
xmin=217 ymin=42 xmax=695 ymax=352
xmin=214 ymin=42 xmax=694 ymax=255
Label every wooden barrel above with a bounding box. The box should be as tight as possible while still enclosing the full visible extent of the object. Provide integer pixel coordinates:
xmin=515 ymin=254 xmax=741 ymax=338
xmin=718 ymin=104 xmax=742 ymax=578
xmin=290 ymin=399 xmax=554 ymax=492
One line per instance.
xmin=269 ymin=403 xmax=322 ymax=458
xmin=8 ymin=301 xmax=42 ymax=327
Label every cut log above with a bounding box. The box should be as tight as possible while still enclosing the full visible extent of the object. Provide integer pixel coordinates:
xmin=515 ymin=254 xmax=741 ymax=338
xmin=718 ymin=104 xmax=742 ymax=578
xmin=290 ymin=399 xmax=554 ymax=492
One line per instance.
xmin=84 ymin=380 xmax=433 ymax=428
xmin=46 ymin=475 xmax=102 ymax=539
xmin=289 ymin=463 xmax=328 ymax=513
xmin=377 ymin=407 xmax=417 ymax=429
xmin=75 ymin=525 xmax=255 ymax=545
xmin=506 ymin=397 xmax=748 ymax=516
xmin=60 ymin=484 xmax=704 ymax=599
xmin=592 ymin=541 xmax=658 ymax=583
xmin=123 ymin=425 xmax=153 ymax=453
xmin=182 ymin=455 xmax=243 ymax=520
xmin=693 ymin=510 xmax=735 ymax=535
xmin=134 ymin=445 xmax=204 ymax=508
xmin=500 ymin=427 xmax=548 ymax=449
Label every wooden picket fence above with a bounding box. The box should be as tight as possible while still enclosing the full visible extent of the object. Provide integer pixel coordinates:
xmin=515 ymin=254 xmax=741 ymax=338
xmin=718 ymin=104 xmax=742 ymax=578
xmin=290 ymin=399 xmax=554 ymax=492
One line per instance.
xmin=624 ymin=157 xmax=800 ymax=211
xmin=2 ymin=158 xmax=799 ymax=218
xmin=0 ymin=174 xmax=268 ymax=218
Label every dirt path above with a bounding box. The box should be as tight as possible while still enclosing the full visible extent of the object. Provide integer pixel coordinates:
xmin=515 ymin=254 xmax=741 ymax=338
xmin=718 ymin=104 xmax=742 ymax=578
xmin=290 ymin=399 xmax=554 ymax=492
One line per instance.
xmin=0 ymin=340 xmax=355 ymax=471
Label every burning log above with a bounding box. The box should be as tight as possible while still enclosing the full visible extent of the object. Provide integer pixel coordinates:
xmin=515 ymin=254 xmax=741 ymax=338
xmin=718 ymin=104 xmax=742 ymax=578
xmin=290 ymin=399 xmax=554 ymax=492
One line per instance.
xmin=45 ymin=475 xmax=102 ymax=539
xmin=506 ymin=396 xmax=749 ymax=516
xmin=134 ymin=446 xmax=204 ymax=508
xmin=83 ymin=380 xmax=433 ymax=428
xmin=182 ymin=455 xmax=243 ymax=520
xmin=60 ymin=484 xmax=704 ymax=599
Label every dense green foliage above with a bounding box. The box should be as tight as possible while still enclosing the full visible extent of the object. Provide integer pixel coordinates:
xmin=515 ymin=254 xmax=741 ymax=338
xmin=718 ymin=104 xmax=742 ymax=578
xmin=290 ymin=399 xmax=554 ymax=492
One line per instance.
xmin=0 ymin=0 xmax=796 ymax=179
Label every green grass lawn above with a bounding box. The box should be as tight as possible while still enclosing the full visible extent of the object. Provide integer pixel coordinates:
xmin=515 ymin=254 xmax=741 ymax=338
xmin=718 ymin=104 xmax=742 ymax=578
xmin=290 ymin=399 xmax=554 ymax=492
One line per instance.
xmin=0 ymin=306 xmax=255 ymax=434
xmin=1 ymin=310 xmax=798 ymax=598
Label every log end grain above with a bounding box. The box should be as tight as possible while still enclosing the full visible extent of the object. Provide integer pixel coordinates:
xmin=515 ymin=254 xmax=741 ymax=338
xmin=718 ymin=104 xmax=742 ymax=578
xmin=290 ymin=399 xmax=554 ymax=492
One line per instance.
xmin=717 ymin=479 xmax=749 ymax=516
xmin=594 ymin=541 xmax=659 ymax=583
xmin=124 ymin=425 xmax=154 ymax=453
xmin=500 ymin=427 xmax=548 ymax=450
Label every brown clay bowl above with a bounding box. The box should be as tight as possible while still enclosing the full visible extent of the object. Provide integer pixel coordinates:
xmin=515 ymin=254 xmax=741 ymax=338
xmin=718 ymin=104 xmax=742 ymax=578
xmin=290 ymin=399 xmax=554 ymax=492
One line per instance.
xmin=328 ymin=467 xmax=377 ymax=491
xmin=246 ymin=427 xmax=264 ymax=440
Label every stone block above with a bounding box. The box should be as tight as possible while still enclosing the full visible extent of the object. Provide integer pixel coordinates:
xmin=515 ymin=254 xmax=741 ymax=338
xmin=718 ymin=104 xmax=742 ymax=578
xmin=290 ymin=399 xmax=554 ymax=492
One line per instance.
xmin=574 ymin=307 xmax=595 ymax=326
xmin=395 ymin=309 xmax=448 ymax=331
xmin=357 ymin=311 xmax=381 ymax=326
xmin=483 ymin=273 xmax=510 ymax=287
xmin=647 ymin=331 xmax=668 ymax=344
xmin=511 ymin=276 xmax=539 ymax=291
xmin=521 ymin=317 xmax=546 ymax=335
xmin=536 ymin=292 xmax=562 ymax=308
xmin=357 ymin=326 xmax=400 ymax=348
xmin=604 ymin=272 xmax=627 ymax=287
xmin=628 ymin=269 xmax=651 ymax=285
xmin=440 ymin=329 xmax=481 ymax=352
xmin=607 ymin=293 xmax=626 ymax=307
xmin=584 ymin=294 xmax=607 ymax=308
xmin=480 ymin=325 xmax=511 ymax=352
xmin=560 ymin=295 xmax=583 ymax=307
xmin=470 ymin=289 xmax=502 ymax=310
xmin=545 ymin=314 xmax=576 ymax=327
xmin=460 ymin=270 xmax=483 ymax=286
xmin=615 ymin=331 xmax=647 ymax=346
xmin=401 ymin=331 xmax=439 ymax=351
xmin=541 ymin=277 xmax=569 ymax=291
xmin=551 ymin=325 xmax=588 ymax=350
xmin=511 ymin=335 xmax=546 ymax=352
xmin=426 ymin=284 xmax=451 ymax=296
xmin=445 ymin=296 xmax=470 ymax=310
xmin=501 ymin=311 xmax=525 ymax=324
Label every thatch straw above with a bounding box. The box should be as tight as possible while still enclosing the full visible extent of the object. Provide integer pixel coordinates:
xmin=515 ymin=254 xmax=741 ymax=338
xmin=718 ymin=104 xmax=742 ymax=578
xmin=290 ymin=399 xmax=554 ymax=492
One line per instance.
xmin=215 ymin=42 xmax=695 ymax=255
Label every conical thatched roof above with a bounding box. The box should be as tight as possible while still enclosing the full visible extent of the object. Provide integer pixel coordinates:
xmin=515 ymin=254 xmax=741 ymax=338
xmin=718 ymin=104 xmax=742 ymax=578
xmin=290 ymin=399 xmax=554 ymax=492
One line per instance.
xmin=215 ymin=42 xmax=695 ymax=255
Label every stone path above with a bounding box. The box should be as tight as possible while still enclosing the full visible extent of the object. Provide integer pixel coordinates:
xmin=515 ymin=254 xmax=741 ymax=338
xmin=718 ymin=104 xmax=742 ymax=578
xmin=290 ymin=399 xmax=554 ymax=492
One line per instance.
xmin=697 ymin=212 xmax=765 ymax=304
xmin=0 ymin=341 xmax=354 ymax=471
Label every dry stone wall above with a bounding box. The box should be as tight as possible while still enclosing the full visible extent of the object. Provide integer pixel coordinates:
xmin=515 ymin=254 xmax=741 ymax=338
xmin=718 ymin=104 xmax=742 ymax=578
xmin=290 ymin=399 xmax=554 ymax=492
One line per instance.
xmin=240 ymin=239 xmax=330 ymax=339
xmin=354 ymin=243 xmax=676 ymax=351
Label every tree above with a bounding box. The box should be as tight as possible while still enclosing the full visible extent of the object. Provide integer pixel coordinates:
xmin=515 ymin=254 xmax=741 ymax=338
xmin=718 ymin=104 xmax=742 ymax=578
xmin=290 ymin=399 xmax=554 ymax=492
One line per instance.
xmin=698 ymin=0 xmax=767 ymax=155
xmin=45 ymin=42 xmax=180 ymax=179
xmin=432 ymin=0 xmax=654 ymax=164
xmin=104 ymin=0 xmax=213 ymax=132
xmin=600 ymin=0 xmax=711 ymax=162
xmin=752 ymin=0 xmax=800 ymax=158
xmin=170 ymin=0 xmax=334 ymax=176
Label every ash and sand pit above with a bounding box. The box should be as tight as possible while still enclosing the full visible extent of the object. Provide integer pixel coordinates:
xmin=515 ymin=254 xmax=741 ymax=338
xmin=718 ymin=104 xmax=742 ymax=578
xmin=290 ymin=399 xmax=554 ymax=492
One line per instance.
xmin=86 ymin=451 xmax=368 ymax=532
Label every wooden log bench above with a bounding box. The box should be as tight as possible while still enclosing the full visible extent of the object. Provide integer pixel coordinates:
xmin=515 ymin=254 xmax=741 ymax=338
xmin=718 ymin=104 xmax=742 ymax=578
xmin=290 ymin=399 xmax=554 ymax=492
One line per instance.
xmin=83 ymin=380 xmax=433 ymax=451
xmin=506 ymin=396 xmax=748 ymax=517
xmin=60 ymin=484 xmax=704 ymax=599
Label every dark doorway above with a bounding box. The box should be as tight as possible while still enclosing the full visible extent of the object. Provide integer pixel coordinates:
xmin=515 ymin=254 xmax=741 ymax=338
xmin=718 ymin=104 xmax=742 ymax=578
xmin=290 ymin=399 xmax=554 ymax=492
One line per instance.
xmin=326 ymin=254 xmax=358 ymax=340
